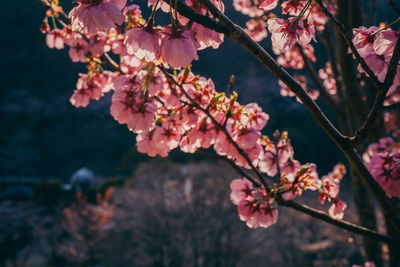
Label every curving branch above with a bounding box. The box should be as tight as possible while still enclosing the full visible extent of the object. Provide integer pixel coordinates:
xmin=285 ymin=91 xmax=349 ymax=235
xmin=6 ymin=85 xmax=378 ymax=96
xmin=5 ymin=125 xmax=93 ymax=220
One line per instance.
xmin=278 ymin=199 xmax=400 ymax=245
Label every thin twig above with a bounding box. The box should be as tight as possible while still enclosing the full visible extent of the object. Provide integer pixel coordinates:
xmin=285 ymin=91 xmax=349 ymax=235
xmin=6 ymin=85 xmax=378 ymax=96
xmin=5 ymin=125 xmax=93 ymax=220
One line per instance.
xmin=226 ymin=74 xmax=235 ymax=97
xmin=278 ymin=199 xmax=400 ymax=245
xmin=103 ymin=53 xmax=123 ymax=73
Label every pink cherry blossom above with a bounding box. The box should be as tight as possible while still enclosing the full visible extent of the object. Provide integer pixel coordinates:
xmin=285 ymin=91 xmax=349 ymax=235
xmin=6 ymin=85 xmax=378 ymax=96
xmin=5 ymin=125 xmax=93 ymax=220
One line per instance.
xmin=281 ymin=0 xmax=306 ymax=15
xmin=352 ymin=26 xmax=379 ymax=57
xmin=192 ymin=23 xmax=224 ymax=50
xmin=259 ymin=0 xmax=278 ymax=11
xmin=237 ymin=196 xmax=278 ymax=228
xmin=259 ymin=151 xmax=278 ymax=177
xmin=69 ymin=0 xmax=126 ymax=34
xmin=70 ymin=72 xmax=114 ymax=107
xmin=110 ymin=77 xmax=157 ymax=133
xmin=237 ymin=128 xmax=261 ymax=150
xmin=244 ymin=19 xmax=268 ymax=42
xmin=152 ymin=125 xmax=183 ymax=151
xmin=230 ymin=178 xmax=253 ymax=205
xmin=242 ymin=103 xmax=269 ymax=130
xmin=373 ymin=29 xmax=398 ymax=56
xmin=318 ymin=62 xmax=337 ymax=95
xmin=160 ymin=26 xmax=199 ymax=68
xmin=124 ymin=26 xmax=162 ymax=62
xmin=268 ymin=17 xmax=315 ymax=50
xmin=368 ymin=152 xmax=400 ymax=198
xmin=328 ymin=199 xmax=347 ymax=220
xmin=46 ymin=29 xmax=65 ymax=49
xmin=233 ymin=0 xmax=265 ymax=17
xmin=136 ymin=130 xmax=169 ymax=157
xmin=276 ymin=44 xmax=316 ymax=70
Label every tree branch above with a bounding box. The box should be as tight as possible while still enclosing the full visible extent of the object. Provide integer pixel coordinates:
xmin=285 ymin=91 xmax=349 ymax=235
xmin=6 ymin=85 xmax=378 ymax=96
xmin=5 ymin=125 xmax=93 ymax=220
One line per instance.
xmin=278 ymin=198 xmax=400 ymax=245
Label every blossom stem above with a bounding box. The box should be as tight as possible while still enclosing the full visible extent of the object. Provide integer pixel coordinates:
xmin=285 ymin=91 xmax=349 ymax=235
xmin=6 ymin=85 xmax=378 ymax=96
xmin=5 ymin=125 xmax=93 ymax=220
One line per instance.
xmin=147 ymin=0 xmax=160 ymax=28
xmin=372 ymin=17 xmax=400 ymax=37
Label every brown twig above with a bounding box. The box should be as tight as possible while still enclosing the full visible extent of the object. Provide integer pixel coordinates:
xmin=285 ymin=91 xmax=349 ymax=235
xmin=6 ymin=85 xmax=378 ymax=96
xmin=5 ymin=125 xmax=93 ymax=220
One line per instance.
xmin=226 ymin=74 xmax=235 ymax=97
xmin=277 ymin=199 xmax=400 ymax=245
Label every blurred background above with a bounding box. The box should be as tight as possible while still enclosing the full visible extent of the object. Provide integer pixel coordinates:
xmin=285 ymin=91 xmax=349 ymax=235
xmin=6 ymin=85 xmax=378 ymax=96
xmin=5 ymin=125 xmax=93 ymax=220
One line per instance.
xmin=0 ymin=0 xmax=395 ymax=266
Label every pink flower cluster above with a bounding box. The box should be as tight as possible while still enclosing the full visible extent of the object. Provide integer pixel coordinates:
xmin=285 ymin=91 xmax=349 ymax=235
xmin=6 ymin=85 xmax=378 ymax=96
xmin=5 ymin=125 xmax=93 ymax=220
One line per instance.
xmin=45 ymin=26 xmax=124 ymax=63
xmin=137 ymin=0 xmax=224 ymax=68
xmin=279 ymin=75 xmax=319 ymax=102
xmin=228 ymin=131 xmax=347 ymax=228
xmin=318 ymin=62 xmax=337 ymax=95
xmin=69 ymin=0 xmax=127 ymax=34
xmin=275 ymin=44 xmax=316 ymax=70
xmin=280 ymin=162 xmax=347 ymax=220
xmin=364 ymin=138 xmax=400 ymax=198
xmin=233 ymin=0 xmax=267 ymax=17
xmin=351 ymin=26 xmax=400 ymax=87
xmin=125 ymin=25 xmax=201 ymax=68
xmin=268 ymin=17 xmax=315 ymax=50
xmin=244 ymin=19 xmax=268 ymax=42
xmin=230 ymin=178 xmax=278 ymax=228
xmin=70 ymin=71 xmax=115 ymax=107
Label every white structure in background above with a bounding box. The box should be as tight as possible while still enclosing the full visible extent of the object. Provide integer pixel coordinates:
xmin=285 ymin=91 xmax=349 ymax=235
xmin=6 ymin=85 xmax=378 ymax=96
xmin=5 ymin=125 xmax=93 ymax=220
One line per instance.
xmin=70 ymin=167 xmax=95 ymax=192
